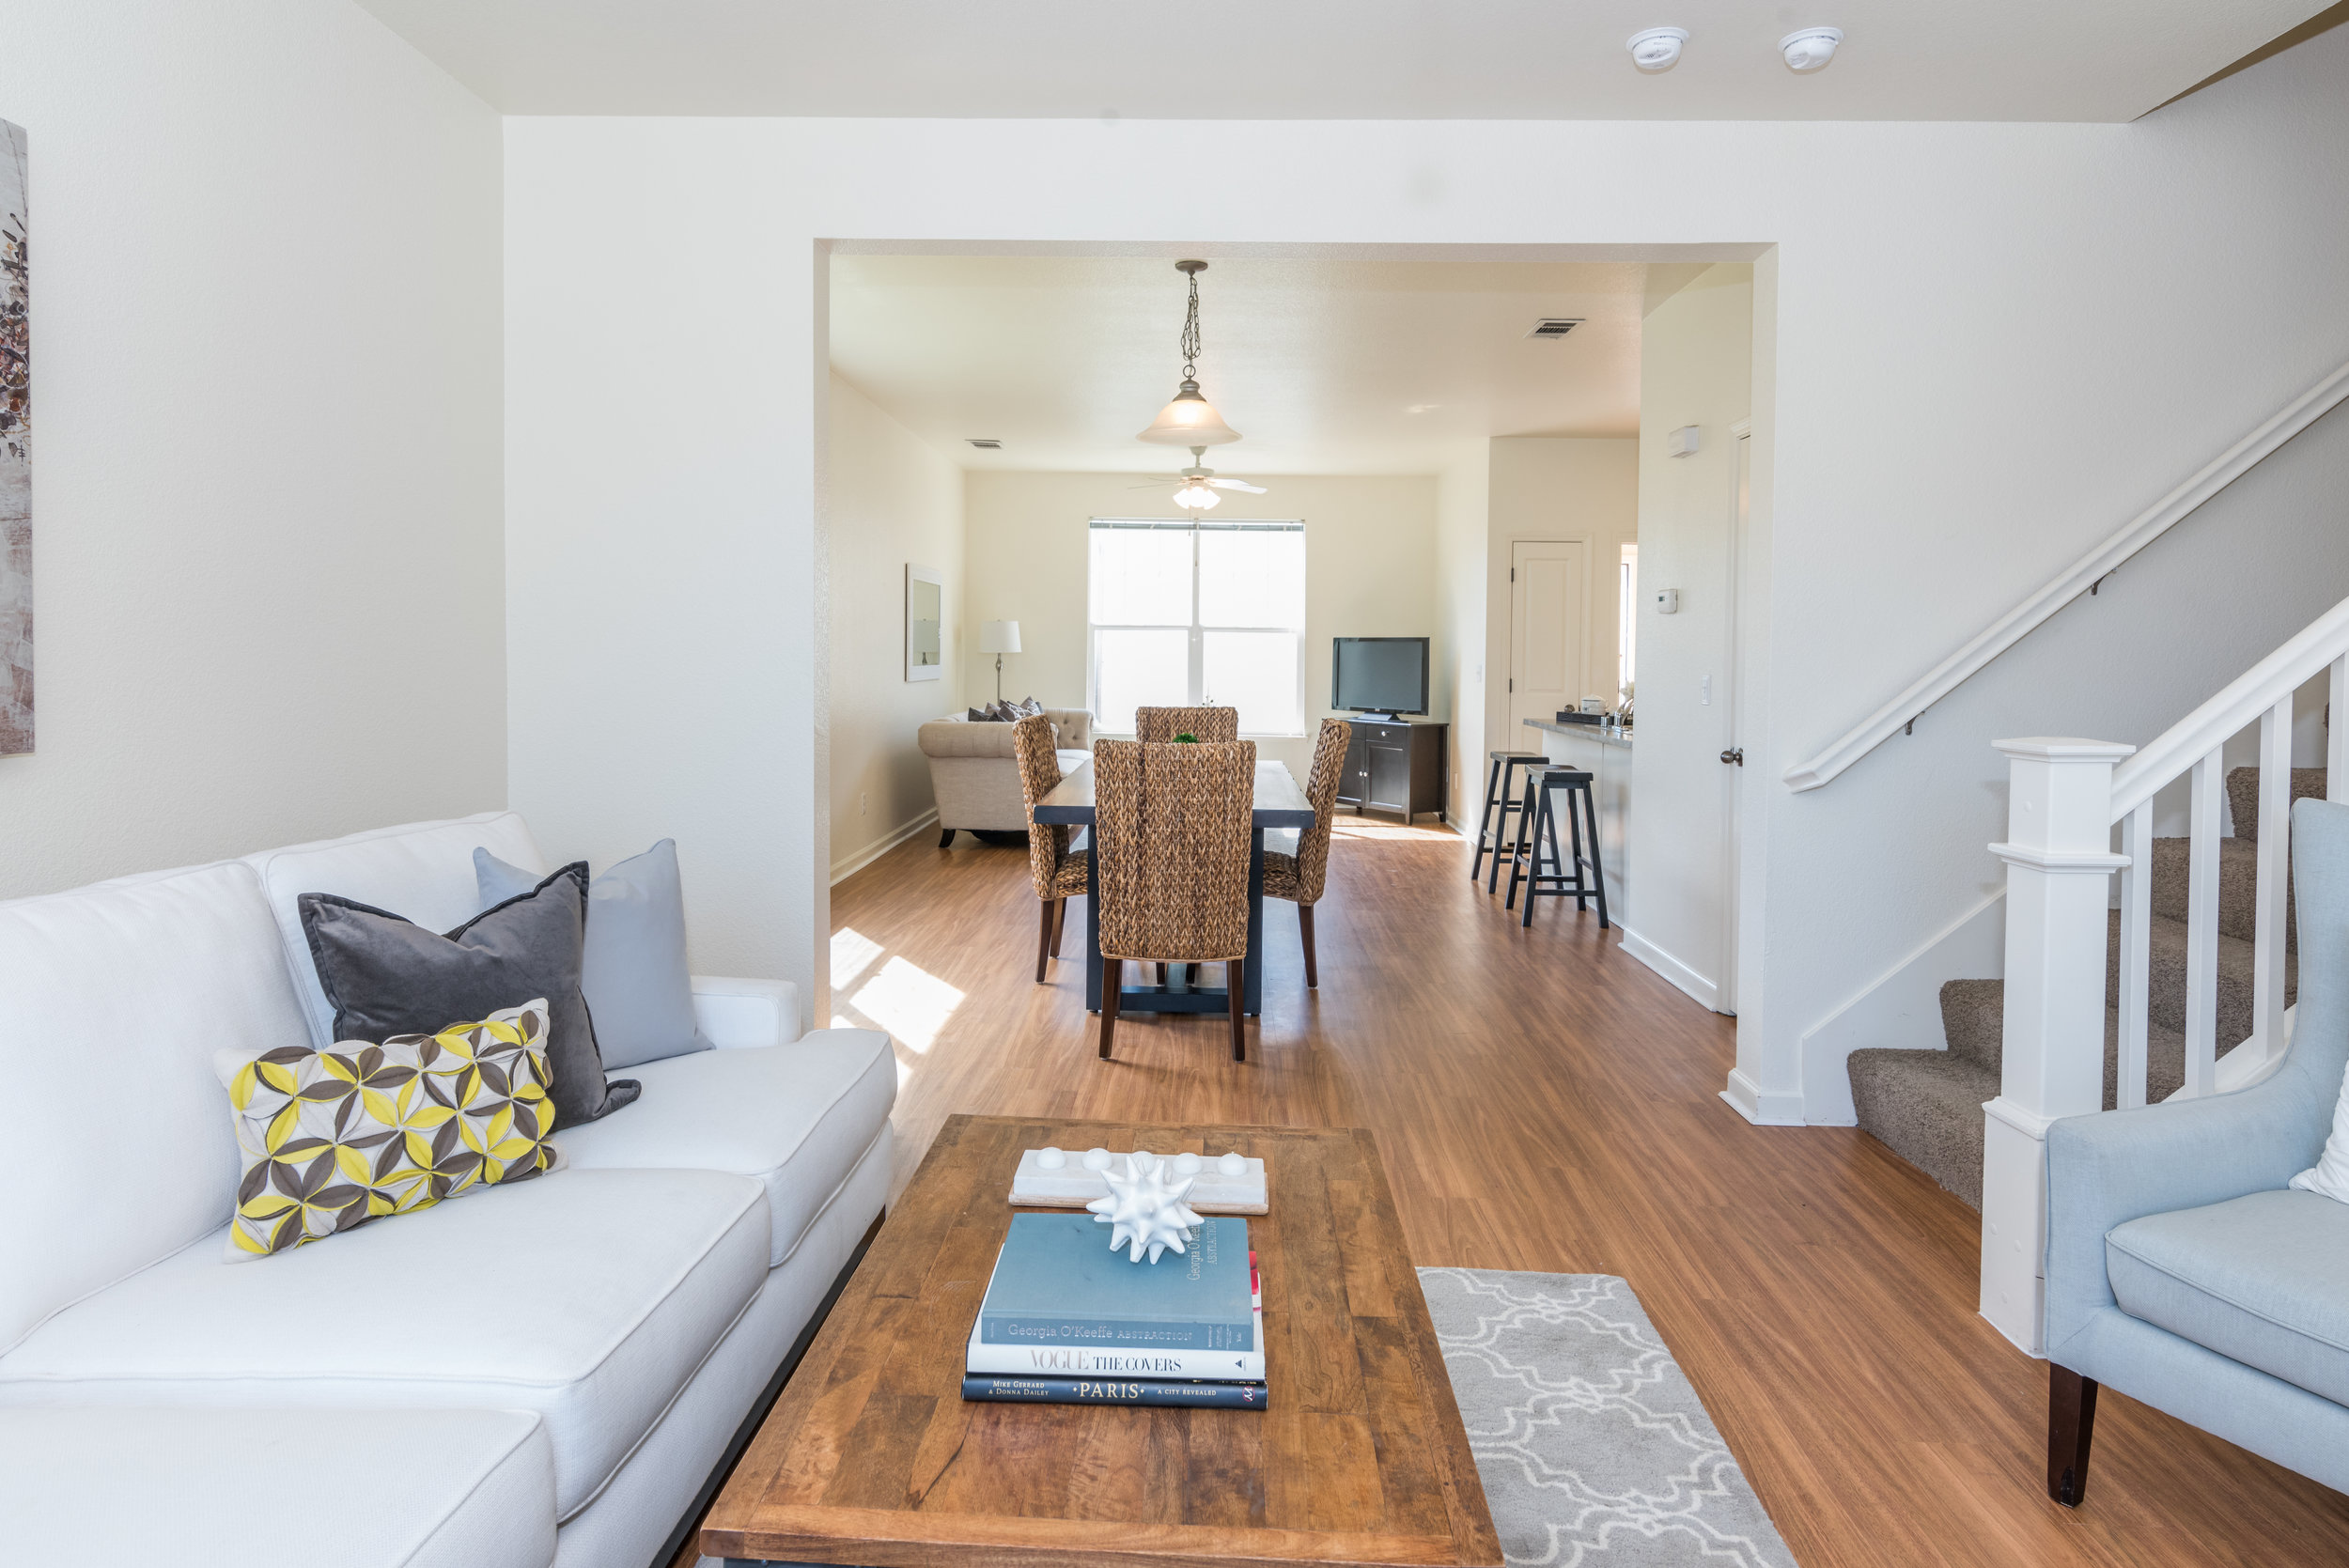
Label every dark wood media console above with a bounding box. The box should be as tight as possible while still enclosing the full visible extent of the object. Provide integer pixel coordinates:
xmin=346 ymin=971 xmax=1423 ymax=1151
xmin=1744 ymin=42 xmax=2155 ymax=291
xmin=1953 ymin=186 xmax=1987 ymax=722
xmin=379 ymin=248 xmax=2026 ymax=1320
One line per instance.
xmin=1335 ymin=718 xmax=1447 ymax=821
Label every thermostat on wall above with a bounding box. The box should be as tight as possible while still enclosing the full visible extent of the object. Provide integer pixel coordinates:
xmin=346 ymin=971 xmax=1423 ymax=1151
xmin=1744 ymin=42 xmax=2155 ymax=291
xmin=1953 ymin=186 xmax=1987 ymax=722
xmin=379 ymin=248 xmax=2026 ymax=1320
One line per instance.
xmin=1667 ymin=426 xmax=1702 ymax=458
xmin=1653 ymin=587 xmax=1680 ymax=614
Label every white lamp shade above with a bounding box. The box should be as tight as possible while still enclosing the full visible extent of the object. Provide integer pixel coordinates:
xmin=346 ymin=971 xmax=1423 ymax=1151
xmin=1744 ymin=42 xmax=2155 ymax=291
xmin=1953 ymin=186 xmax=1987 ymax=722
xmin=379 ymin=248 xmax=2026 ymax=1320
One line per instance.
xmin=1137 ymin=381 xmax=1241 ymax=446
xmin=979 ymin=619 xmax=1022 ymax=655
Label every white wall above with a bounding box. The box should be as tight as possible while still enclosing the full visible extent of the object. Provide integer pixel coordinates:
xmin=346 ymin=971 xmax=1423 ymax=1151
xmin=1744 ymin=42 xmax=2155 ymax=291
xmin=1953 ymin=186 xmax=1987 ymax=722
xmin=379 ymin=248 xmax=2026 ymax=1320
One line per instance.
xmin=1480 ymin=437 xmax=1640 ymax=751
xmin=1625 ymin=266 xmax=1752 ymax=1019
xmin=1434 ymin=444 xmax=1489 ymax=820
xmin=503 ymin=23 xmax=2349 ymax=1063
xmin=0 ymin=1 xmax=503 ymax=900
xmin=506 ymin=126 xmax=822 ymax=1017
xmin=827 ymin=372 xmax=964 ymax=880
xmin=1434 ymin=438 xmax=1637 ymax=824
xmin=962 ymin=470 xmax=1439 ymax=780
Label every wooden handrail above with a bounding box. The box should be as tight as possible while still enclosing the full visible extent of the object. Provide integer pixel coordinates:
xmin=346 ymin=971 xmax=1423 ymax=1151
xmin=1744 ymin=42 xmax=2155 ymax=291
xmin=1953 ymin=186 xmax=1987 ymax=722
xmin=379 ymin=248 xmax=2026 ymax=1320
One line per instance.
xmin=1782 ymin=357 xmax=2349 ymax=793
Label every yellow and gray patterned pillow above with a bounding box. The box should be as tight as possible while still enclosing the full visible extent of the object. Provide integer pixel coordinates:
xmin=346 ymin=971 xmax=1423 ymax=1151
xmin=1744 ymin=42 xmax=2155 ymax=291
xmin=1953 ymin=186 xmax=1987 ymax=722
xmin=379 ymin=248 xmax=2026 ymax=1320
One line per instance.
xmin=216 ymin=998 xmax=559 ymax=1261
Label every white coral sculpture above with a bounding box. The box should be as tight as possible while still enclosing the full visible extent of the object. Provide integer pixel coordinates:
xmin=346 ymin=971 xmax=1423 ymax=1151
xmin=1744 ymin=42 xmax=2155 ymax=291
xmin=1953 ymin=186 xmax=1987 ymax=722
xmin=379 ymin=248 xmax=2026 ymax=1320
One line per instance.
xmin=1086 ymin=1152 xmax=1205 ymax=1264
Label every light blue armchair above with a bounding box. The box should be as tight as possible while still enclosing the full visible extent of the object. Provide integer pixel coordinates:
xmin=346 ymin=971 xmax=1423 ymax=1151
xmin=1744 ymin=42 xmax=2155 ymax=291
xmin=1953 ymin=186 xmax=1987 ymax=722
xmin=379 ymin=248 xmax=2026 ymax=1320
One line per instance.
xmin=2042 ymin=796 xmax=2349 ymax=1505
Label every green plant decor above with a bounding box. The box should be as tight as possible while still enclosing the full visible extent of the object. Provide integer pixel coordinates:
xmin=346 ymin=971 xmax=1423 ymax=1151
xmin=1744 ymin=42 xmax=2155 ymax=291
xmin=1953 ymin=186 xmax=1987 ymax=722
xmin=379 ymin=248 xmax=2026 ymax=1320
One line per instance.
xmin=1174 ymin=733 xmax=1200 ymax=743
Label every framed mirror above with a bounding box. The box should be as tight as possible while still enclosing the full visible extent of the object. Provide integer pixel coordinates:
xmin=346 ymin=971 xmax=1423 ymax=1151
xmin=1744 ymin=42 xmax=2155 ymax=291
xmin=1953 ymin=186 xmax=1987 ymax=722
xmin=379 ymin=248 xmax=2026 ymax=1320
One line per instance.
xmin=906 ymin=564 xmax=943 ymax=682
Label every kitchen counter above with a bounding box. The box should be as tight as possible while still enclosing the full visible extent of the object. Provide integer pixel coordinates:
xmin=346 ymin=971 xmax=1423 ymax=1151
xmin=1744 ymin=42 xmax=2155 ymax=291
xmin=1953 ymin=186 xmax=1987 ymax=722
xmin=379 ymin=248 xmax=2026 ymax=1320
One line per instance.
xmin=1521 ymin=718 xmax=1630 ymax=919
xmin=1524 ymin=717 xmax=1633 ymax=749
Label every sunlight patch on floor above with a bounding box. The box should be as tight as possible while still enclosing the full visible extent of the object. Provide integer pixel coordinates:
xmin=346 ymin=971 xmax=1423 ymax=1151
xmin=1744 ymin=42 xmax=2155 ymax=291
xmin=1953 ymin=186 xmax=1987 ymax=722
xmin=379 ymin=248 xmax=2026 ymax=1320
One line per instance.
xmin=1331 ymin=818 xmax=1458 ymax=843
xmin=831 ymin=926 xmax=885 ymax=990
xmin=844 ymin=955 xmax=966 ymax=1053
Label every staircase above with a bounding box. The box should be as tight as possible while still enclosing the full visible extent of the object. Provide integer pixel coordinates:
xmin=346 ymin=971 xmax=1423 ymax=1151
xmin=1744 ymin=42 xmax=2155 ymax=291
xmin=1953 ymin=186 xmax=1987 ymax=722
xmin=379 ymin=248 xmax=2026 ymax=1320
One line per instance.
xmin=1848 ymin=764 xmax=2324 ymax=1208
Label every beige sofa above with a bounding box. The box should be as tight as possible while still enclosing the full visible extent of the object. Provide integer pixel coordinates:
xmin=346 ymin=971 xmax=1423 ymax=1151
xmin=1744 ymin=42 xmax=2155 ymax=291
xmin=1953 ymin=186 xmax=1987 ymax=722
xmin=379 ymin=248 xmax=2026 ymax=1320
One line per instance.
xmin=919 ymin=708 xmax=1093 ymax=846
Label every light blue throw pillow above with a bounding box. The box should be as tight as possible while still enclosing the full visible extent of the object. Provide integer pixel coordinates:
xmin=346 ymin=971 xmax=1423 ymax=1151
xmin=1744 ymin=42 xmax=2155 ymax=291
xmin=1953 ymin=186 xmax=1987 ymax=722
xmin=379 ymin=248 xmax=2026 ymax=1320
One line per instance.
xmin=475 ymin=838 xmax=711 ymax=1070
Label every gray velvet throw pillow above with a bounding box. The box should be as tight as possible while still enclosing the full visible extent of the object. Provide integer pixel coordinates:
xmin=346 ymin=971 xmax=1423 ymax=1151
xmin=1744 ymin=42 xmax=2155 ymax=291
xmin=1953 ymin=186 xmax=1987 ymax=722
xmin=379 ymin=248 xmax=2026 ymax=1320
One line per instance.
xmin=475 ymin=839 xmax=711 ymax=1071
xmin=298 ymin=863 xmax=640 ymax=1128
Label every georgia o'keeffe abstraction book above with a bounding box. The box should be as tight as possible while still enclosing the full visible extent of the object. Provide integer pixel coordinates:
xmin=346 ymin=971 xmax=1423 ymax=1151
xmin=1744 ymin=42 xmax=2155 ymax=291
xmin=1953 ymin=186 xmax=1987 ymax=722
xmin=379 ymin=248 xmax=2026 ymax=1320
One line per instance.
xmin=977 ymin=1212 xmax=1254 ymax=1351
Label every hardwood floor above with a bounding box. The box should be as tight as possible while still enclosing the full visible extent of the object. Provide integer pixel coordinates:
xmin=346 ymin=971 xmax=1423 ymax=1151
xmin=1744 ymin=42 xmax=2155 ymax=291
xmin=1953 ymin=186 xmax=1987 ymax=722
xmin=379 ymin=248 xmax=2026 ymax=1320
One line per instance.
xmin=705 ymin=815 xmax=2349 ymax=1567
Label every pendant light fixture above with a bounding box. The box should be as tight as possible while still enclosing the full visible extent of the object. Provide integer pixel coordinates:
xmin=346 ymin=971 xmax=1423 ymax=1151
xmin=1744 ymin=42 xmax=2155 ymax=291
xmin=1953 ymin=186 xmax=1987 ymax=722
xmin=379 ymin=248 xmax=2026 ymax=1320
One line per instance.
xmin=1137 ymin=259 xmax=1241 ymax=447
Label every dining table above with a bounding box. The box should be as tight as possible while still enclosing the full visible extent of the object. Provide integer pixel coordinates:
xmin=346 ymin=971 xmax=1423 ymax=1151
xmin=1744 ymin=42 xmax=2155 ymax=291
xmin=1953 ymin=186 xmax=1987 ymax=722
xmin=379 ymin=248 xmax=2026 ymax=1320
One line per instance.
xmin=1031 ymin=757 xmax=1315 ymax=1017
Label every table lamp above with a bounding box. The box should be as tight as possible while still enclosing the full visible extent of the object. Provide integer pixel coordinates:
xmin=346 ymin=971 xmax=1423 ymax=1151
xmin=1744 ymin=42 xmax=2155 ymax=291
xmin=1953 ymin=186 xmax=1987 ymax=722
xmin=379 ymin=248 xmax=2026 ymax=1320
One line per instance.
xmin=979 ymin=620 xmax=1021 ymax=704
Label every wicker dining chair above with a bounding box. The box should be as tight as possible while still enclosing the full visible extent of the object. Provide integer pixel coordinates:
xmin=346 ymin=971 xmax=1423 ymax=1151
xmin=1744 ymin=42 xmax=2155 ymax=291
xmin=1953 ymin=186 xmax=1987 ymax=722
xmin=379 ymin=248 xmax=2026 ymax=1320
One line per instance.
xmin=1134 ymin=706 xmax=1238 ymax=743
xmin=1013 ymin=714 xmax=1089 ymax=983
xmin=1264 ymin=718 xmax=1351 ymax=988
xmin=1092 ymin=737 xmax=1256 ymax=1061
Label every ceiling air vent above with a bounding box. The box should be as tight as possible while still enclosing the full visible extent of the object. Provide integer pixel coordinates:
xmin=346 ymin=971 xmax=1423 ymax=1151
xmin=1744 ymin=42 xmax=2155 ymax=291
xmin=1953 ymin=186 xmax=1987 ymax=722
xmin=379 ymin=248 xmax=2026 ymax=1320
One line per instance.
xmin=967 ymin=438 xmax=1003 ymax=449
xmin=1525 ymin=318 xmax=1584 ymax=341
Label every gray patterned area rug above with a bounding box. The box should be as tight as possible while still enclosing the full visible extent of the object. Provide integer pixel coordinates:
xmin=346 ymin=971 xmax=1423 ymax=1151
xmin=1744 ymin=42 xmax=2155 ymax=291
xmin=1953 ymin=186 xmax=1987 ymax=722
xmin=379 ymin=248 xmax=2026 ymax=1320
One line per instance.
xmin=1419 ymin=1268 xmax=1795 ymax=1567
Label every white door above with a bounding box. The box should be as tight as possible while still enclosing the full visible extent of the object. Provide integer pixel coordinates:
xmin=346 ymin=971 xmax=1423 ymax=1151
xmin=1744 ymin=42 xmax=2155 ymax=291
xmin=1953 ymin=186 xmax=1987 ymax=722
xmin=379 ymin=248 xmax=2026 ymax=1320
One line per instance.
xmin=1507 ymin=540 xmax=1587 ymax=739
xmin=1719 ymin=433 xmax=1751 ymax=1015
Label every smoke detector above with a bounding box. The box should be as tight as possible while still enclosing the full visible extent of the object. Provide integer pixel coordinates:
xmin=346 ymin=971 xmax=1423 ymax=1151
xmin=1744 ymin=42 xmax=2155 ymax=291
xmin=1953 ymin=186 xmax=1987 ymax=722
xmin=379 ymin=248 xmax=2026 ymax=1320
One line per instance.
xmin=1525 ymin=318 xmax=1585 ymax=341
xmin=1626 ymin=27 xmax=1688 ymax=72
xmin=966 ymin=438 xmax=1003 ymax=449
xmin=1779 ymin=27 xmax=1842 ymax=72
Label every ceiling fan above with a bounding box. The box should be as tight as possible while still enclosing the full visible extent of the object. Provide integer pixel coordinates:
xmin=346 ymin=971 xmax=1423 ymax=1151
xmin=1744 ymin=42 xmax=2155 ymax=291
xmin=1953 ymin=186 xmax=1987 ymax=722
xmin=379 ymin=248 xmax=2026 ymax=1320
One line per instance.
xmin=1133 ymin=259 xmax=1264 ymax=509
xmin=1130 ymin=446 xmax=1268 ymax=510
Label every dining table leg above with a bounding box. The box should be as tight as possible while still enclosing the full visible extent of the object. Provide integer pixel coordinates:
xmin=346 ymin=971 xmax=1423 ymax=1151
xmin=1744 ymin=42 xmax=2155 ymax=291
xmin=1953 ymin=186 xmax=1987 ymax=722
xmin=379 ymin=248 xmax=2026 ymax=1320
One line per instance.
xmin=1244 ymin=825 xmax=1265 ymax=1017
xmin=1084 ymin=835 xmax=1103 ymax=1014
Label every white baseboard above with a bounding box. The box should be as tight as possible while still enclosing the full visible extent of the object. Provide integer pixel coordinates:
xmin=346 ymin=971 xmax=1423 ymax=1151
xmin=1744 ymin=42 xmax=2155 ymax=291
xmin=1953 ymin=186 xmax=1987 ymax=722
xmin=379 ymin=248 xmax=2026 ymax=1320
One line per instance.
xmin=830 ymin=809 xmax=940 ymax=887
xmin=1797 ymin=890 xmax=2004 ymax=1126
xmin=1719 ymin=1067 xmax=1805 ymax=1126
xmin=1618 ymin=924 xmax=1724 ymax=1014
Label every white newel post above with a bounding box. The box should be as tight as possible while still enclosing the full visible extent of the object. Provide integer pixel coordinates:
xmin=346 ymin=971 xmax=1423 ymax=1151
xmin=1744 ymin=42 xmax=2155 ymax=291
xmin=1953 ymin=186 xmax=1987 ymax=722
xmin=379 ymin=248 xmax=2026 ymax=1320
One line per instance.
xmin=1981 ymin=737 xmax=2134 ymax=1355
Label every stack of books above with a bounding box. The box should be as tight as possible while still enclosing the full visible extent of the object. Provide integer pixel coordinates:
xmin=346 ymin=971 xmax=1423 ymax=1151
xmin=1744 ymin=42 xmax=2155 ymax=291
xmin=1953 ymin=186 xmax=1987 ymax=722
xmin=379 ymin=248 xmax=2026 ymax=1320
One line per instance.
xmin=962 ymin=1211 xmax=1266 ymax=1408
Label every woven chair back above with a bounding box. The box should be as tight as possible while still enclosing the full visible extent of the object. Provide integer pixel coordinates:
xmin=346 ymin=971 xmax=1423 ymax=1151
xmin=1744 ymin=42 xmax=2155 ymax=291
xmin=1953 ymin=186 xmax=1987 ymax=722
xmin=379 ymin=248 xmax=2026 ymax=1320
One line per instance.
xmin=1012 ymin=714 xmax=1070 ymax=900
xmin=1135 ymin=706 xmax=1238 ymax=744
xmin=1093 ymin=738 xmax=1255 ymax=963
xmin=1289 ymin=718 xmax=1353 ymax=905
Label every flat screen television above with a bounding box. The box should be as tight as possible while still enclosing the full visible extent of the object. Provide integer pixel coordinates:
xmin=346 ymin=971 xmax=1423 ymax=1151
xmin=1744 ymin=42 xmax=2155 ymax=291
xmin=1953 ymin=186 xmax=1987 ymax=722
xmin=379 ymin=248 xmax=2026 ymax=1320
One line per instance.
xmin=1331 ymin=637 xmax=1430 ymax=719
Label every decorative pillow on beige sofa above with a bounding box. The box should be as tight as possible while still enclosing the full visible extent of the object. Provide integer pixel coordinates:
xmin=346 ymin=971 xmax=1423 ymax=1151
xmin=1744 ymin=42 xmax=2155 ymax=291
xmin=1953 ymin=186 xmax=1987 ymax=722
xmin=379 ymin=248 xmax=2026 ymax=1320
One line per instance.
xmin=215 ymin=999 xmax=559 ymax=1260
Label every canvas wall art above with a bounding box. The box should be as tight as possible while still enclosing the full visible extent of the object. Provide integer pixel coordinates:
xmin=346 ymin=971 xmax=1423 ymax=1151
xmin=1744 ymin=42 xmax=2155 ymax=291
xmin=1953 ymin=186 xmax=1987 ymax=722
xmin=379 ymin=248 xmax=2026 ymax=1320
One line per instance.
xmin=0 ymin=120 xmax=26 ymax=756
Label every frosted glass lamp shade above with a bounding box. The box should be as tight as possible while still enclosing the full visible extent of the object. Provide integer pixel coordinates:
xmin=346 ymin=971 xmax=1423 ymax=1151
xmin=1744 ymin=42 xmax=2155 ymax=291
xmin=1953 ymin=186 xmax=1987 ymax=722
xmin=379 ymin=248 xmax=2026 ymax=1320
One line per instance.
xmin=1137 ymin=380 xmax=1241 ymax=446
xmin=979 ymin=620 xmax=1022 ymax=655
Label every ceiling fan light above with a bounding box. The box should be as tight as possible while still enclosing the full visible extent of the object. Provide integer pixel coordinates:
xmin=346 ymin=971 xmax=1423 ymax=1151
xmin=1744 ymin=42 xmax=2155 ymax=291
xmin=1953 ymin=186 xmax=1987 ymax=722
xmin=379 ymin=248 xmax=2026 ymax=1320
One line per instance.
xmin=1138 ymin=379 xmax=1242 ymax=446
xmin=1173 ymin=480 xmax=1221 ymax=510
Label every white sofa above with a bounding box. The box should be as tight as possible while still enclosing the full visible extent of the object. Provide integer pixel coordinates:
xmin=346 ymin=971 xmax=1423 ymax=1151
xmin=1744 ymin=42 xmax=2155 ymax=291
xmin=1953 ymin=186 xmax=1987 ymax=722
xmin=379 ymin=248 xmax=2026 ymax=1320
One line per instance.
xmin=0 ymin=812 xmax=894 ymax=1568
xmin=918 ymin=707 xmax=1092 ymax=844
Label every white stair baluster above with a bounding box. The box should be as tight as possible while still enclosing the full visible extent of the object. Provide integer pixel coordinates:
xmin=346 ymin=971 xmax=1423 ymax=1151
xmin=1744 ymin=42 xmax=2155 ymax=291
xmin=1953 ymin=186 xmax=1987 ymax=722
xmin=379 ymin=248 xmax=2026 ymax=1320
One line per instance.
xmin=2252 ymin=700 xmax=2294 ymax=1069
xmin=2117 ymin=802 xmax=2154 ymax=1110
xmin=2332 ymin=654 xmax=2348 ymax=803
xmin=2184 ymin=749 xmax=2224 ymax=1098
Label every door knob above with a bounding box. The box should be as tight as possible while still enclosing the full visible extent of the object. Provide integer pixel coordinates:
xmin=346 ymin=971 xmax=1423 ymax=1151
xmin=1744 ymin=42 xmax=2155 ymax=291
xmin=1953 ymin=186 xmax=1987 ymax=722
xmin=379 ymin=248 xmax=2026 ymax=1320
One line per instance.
xmin=1719 ymin=748 xmax=1744 ymax=766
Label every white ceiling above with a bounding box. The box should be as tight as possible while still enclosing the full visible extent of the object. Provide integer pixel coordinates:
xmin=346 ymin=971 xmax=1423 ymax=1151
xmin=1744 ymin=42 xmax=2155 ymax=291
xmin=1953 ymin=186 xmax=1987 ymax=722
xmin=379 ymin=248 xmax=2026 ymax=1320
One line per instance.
xmin=354 ymin=0 xmax=2318 ymax=120
xmin=829 ymin=255 xmax=1700 ymax=477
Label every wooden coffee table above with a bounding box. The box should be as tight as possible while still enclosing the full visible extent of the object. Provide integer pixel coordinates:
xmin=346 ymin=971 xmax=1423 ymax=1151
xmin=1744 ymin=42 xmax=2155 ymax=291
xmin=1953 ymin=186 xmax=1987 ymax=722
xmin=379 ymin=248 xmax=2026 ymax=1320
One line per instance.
xmin=703 ymin=1114 xmax=1501 ymax=1568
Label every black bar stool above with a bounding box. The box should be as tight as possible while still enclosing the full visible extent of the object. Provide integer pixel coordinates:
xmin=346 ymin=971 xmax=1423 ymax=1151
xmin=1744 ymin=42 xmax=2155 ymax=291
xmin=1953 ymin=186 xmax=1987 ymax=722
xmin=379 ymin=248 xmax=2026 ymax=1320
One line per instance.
xmin=1505 ymin=768 xmax=1610 ymax=929
xmin=1473 ymin=751 xmax=1550 ymax=892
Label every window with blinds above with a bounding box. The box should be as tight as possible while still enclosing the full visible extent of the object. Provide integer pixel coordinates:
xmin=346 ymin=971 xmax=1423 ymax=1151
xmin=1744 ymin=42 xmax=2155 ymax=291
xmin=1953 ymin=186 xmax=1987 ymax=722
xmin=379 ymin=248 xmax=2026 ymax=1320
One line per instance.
xmin=1087 ymin=519 xmax=1306 ymax=737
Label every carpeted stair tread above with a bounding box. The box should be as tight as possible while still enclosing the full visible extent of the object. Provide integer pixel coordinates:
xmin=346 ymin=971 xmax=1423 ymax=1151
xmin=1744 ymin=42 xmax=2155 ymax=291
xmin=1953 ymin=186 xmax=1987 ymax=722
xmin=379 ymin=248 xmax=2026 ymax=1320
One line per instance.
xmin=1849 ymin=761 xmax=2320 ymax=1208
xmin=2148 ymin=836 xmax=2276 ymax=947
xmin=1937 ymin=978 xmax=2006 ymax=1072
xmin=2106 ymin=908 xmax=2294 ymax=1048
xmin=1847 ymin=1047 xmax=1998 ymax=1209
xmin=1850 ymin=996 xmax=2206 ymax=1210
xmin=2226 ymin=766 xmax=2327 ymax=843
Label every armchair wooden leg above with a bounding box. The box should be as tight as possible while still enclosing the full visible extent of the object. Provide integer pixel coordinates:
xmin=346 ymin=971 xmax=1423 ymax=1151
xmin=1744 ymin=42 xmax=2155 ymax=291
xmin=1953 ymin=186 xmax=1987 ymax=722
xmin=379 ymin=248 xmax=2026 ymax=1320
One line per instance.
xmin=939 ymin=828 xmax=956 ymax=848
xmin=1050 ymin=897 xmax=1066 ymax=957
xmin=1227 ymin=957 xmax=1246 ymax=1062
xmin=1035 ymin=898 xmax=1055 ymax=984
xmin=1099 ymin=958 xmax=1123 ymax=1059
xmin=2047 ymin=1364 xmax=2099 ymax=1508
xmin=1299 ymin=904 xmax=1318 ymax=989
